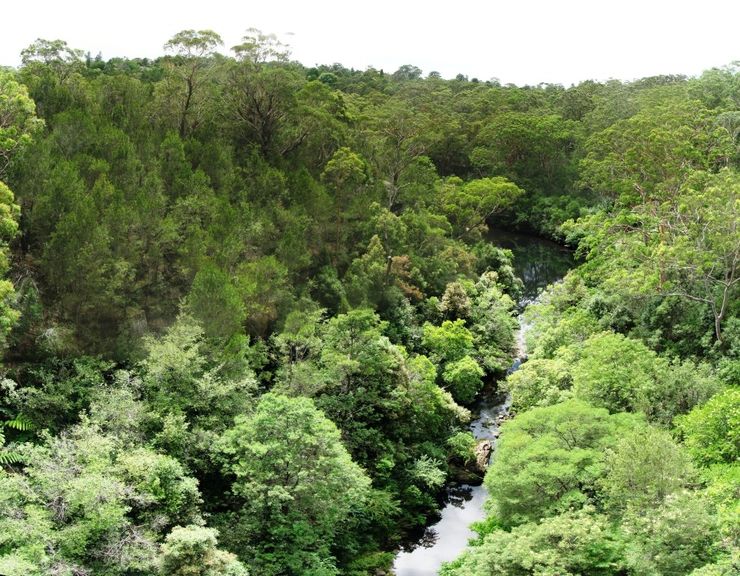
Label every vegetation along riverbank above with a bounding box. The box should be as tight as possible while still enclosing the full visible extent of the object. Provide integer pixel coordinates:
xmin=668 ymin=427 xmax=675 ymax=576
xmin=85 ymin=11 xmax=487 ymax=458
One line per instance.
xmin=0 ymin=31 xmax=737 ymax=576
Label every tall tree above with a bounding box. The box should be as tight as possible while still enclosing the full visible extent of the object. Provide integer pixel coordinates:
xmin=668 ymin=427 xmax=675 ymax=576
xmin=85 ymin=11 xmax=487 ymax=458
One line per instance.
xmin=0 ymin=71 xmax=44 ymax=178
xmin=163 ymin=29 xmax=223 ymax=138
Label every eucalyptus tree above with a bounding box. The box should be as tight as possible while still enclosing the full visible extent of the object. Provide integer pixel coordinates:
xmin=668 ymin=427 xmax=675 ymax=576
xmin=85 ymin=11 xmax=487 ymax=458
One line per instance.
xmin=162 ymin=29 xmax=224 ymax=138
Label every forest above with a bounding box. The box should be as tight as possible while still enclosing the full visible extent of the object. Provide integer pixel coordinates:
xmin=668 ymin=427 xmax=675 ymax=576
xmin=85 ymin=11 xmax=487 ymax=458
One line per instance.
xmin=0 ymin=29 xmax=737 ymax=576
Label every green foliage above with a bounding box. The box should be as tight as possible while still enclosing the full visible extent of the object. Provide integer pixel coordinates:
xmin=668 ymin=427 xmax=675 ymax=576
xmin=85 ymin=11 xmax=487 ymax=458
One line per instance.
xmin=623 ymin=491 xmax=723 ymax=576
xmin=409 ymin=454 xmax=447 ymax=489
xmin=216 ymin=393 xmax=371 ymax=575
xmin=471 ymin=111 xmax=579 ymax=195
xmin=422 ymin=319 xmax=474 ymax=365
xmin=160 ymin=525 xmax=249 ymax=576
xmin=17 ymin=356 xmax=113 ymax=431
xmin=485 ymin=400 xmax=637 ymax=527
xmin=437 ymin=176 xmax=523 ymax=239
xmin=467 ymin=272 xmax=517 ymax=372
xmin=187 ymin=264 xmax=245 ymax=340
xmin=0 ymin=71 xmax=44 ymax=176
xmin=0 ymin=425 xmax=201 ymax=574
xmin=344 ymin=235 xmax=390 ymax=307
xmin=526 ymin=306 xmax=600 ymax=359
xmin=141 ymin=315 xmax=256 ymax=468
xmin=442 ymin=355 xmax=484 ymax=405
xmin=504 ymin=357 xmax=573 ymax=411
xmin=0 ymin=37 xmax=736 ymax=576
xmin=441 ymin=509 xmax=626 ymax=576
xmin=569 ymin=331 xmax=659 ymax=413
xmin=235 ymin=256 xmax=291 ymax=337
xmin=600 ymin=427 xmax=696 ymax=513
xmin=677 ymin=388 xmax=740 ymax=466
xmin=0 ymin=414 xmax=33 ymax=465
xmin=446 ymin=431 xmax=476 ymax=464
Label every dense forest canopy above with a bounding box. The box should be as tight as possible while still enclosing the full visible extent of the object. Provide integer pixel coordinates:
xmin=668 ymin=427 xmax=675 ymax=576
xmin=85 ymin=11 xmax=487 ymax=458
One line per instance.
xmin=0 ymin=31 xmax=737 ymax=576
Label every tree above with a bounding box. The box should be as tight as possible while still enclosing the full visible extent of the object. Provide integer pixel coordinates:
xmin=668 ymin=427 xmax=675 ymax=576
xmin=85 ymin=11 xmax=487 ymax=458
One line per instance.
xmin=20 ymin=38 xmax=83 ymax=69
xmin=163 ymin=30 xmax=223 ymax=138
xmin=0 ymin=72 xmax=38 ymax=351
xmin=344 ymin=235 xmax=391 ymax=307
xmin=0 ymin=72 xmax=44 ymax=177
xmin=0 ymin=425 xmax=201 ymax=575
xmin=653 ymin=169 xmax=739 ymax=343
xmin=579 ymin=94 xmax=733 ymax=205
xmin=485 ymin=400 xmax=637 ymax=527
xmin=470 ymin=111 xmax=578 ymax=194
xmin=442 ymin=355 xmax=484 ymax=404
xmin=504 ymin=357 xmax=573 ymax=412
xmin=439 ymin=281 xmax=472 ymax=319
xmin=320 ymin=147 xmax=370 ymax=263
xmin=0 ymin=182 xmax=20 ymax=349
xmin=437 ymin=176 xmax=523 ymax=239
xmin=677 ymin=388 xmax=740 ymax=466
xmin=624 ymin=492 xmax=723 ymax=576
xmin=441 ymin=509 xmax=626 ymax=576
xmin=18 ymin=39 xmax=85 ymax=119
xmin=315 ymin=309 xmax=404 ymax=461
xmin=232 ymin=28 xmax=290 ymax=65
xmin=365 ymin=98 xmax=430 ymax=212
xmin=467 ymin=272 xmax=517 ymax=373
xmin=159 ymin=525 xmax=249 ymax=576
xmin=422 ymin=319 xmax=475 ymax=365
xmin=226 ymin=53 xmax=308 ymax=160
xmin=142 ymin=314 xmax=256 ymax=469
xmin=216 ymin=393 xmax=371 ymax=575
xmin=391 ymin=65 xmax=423 ymax=82
xmin=569 ymin=332 xmax=661 ymax=414
xmin=186 ymin=264 xmax=245 ymax=340
xmin=600 ymin=427 xmax=696 ymax=513
xmin=234 ymin=256 xmax=291 ymax=337
xmin=571 ymin=93 xmax=738 ymax=343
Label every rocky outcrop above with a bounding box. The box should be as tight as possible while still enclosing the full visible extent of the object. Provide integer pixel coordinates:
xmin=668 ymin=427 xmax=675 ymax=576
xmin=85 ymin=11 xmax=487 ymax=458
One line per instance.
xmin=474 ymin=439 xmax=492 ymax=472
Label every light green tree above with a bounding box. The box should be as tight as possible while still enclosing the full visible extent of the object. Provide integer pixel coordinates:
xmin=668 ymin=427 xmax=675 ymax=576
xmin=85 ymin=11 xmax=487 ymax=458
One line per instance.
xmin=485 ymin=400 xmax=638 ymax=527
xmin=0 ymin=425 xmax=201 ymax=574
xmin=677 ymin=388 xmax=740 ymax=466
xmin=159 ymin=525 xmax=249 ymax=576
xmin=600 ymin=427 xmax=696 ymax=512
xmin=0 ymin=72 xmax=44 ymax=177
xmin=441 ymin=509 xmax=625 ymax=576
xmin=216 ymin=393 xmax=371 ymax=575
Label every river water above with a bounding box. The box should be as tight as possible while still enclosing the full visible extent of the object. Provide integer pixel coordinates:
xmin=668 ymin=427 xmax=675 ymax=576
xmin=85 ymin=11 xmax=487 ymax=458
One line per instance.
xmin=392 ymin=229 xmax=573 ymax=576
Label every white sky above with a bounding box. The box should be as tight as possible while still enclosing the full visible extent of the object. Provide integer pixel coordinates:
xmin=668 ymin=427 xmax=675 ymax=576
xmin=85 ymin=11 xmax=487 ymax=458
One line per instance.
xmin=2 ymin=0 xmax=738 ymax=86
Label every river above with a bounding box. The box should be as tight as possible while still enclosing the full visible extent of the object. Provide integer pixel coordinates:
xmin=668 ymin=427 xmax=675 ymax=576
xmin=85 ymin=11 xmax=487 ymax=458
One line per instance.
xmin=392 ymin=229 xmax=573 ymax=576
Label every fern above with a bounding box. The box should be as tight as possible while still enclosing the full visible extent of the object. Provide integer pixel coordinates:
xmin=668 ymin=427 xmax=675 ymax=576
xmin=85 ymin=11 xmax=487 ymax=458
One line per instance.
xmin=4 ymin=414 xmax=34 ymax=431
xmin=0 ymin=414 xmax=34 ymax=465
xmin=0 ymin=449 xmax=23 ymax=465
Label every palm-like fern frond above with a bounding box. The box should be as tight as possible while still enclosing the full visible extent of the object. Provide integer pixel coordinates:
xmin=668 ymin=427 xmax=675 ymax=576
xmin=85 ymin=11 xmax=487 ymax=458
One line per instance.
xmin=4 ymin=413 xmax=34 ymax=431
xmin=0 ymin=414 xmax=34 ymax=465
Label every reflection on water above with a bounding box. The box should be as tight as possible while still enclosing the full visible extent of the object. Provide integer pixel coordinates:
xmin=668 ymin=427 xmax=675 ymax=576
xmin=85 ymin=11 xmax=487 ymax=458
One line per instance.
xmin=392 ymin=229 xmax=573 ymax=576
xmin=392 ymin=485 xmax=488 ymax=576
xmin=486 ymin=228 xmax=574 ymax=303
xmin=446 ymin=484 xmax=476 ymax=509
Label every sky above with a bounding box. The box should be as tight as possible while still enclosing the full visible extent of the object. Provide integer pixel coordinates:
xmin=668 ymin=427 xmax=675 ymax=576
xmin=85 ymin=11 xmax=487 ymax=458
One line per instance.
xmin=2 ymin=0 xmax=738 ymax=86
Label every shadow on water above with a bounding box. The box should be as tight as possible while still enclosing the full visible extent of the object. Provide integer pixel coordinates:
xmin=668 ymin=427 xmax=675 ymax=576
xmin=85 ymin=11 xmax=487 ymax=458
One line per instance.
xmin=392 ymin=230 xmax=574 ymax=576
